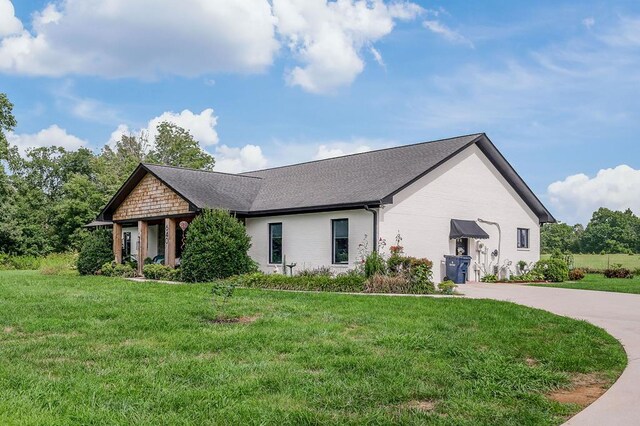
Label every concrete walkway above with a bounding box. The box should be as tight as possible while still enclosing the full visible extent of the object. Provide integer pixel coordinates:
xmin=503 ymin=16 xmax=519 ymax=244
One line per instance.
xmin=462 ymin=283 xmax=640 ymax=425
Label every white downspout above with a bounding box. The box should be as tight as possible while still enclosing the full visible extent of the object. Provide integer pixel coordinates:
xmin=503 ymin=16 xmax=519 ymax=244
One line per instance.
xmin=477 ymin=218 xmax=501 ymax=274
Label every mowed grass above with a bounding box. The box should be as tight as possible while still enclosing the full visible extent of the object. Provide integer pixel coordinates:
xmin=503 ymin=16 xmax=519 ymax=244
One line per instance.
xmin=535 ymin=274 xmax=640 ymax=294
xmin=542 ymin=253 xmax=640 ymax=270
xmin=0 ymin=271 xmax=626 ymax=425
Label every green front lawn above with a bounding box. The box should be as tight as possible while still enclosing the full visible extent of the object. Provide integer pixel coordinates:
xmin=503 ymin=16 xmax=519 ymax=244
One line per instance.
xmin=0 ymin=271 xmax=626 ymax=425
xmin=534 ymin=273 xmax=640 ymax=294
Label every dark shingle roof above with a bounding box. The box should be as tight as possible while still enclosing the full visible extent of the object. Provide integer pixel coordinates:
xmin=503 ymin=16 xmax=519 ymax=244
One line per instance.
xmin=242 ymin=134 xmax=479 ymax=212
xmin=97 ymin=133 xmax=555 ymax=223
xmin=143 ymin=164 xmax=262 ymax=212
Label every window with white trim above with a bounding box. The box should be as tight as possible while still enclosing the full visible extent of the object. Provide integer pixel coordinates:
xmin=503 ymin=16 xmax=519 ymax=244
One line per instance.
xmin=517 ymin=228 xmax=530 ymax=249
xmin=269 ymin=223 xmax=282 ymax=264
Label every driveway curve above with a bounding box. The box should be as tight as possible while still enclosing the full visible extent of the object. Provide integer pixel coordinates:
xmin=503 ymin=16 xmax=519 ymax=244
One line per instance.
xmin=462 ymin=283 xmax=640 ymax=425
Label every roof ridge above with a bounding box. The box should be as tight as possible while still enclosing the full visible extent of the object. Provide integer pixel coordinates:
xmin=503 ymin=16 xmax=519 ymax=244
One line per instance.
xmin=142 ymin=162 xmax=263 ymax=180
xmin=241 ymin=132 xmax=485 ymax=174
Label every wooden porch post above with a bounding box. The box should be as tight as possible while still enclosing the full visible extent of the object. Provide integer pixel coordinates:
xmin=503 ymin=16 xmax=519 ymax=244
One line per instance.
xmin=138 ymin=220 xmax=148 ymax=275
xmin=164 ymin=218 xmax=176 ymax=268
xmin=113 ymin=223 xmax=122 ymax=264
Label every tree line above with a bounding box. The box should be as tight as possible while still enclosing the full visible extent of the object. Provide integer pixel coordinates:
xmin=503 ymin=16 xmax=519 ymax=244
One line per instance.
xmin=0 ymin=93 xmax=215 ymax=256
xmin=541 ymin=208 xmax=640 ymax=254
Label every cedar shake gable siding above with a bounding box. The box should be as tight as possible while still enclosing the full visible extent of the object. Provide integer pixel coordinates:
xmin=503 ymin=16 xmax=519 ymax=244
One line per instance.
xmin=112 ymin=174 xmax=190 ymax=221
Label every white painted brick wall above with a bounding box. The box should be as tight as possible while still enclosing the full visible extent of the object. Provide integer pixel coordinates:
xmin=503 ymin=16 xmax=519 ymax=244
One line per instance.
xmin=379 ymin=144 xmax=540 ymax=282
xmin=246 ymin=209 xmax=374 ymax=274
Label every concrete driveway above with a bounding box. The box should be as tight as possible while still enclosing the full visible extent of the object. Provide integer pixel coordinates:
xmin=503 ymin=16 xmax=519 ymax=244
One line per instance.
xmin=462 ymin=283 xmax=640 ymax=425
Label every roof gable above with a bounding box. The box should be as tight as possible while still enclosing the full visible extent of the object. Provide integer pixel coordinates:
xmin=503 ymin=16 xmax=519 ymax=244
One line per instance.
xmin=113 ymin=173 xmax=190 ymax=221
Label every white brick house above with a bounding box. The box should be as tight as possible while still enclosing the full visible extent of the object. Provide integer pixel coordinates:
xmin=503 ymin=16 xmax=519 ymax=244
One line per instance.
xmin=93 ymin=133 xmax=554 ymax=281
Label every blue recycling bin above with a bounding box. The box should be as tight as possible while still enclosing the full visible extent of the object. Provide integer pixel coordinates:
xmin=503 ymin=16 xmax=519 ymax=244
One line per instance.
xmin=444 ymin=255 xmax=472 ymax=284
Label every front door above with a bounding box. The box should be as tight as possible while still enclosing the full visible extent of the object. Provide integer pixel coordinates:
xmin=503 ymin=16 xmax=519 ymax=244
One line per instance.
xmin=455 ymin=238 xmax=469 ymax=256
xmin=123 ymin=232 xmax=132 ymax=261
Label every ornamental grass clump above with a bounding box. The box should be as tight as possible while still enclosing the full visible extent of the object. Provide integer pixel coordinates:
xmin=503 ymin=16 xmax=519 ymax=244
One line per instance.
xmin=180 ymin=209 xmax=255 ymax=282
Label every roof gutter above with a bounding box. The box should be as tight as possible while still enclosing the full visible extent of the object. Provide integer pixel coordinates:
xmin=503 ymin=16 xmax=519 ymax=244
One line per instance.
xmin=364 ymin=205 xmax=379 ymax=252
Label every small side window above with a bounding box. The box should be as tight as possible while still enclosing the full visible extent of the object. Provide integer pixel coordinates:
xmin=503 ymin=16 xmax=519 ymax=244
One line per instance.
xmin=332 ymin=219 xmax=349 ymax=264
xmin=269 ymin=223 xmax=282 ymax=264
xmin=517 ymin=228 xmax=530 ymax=249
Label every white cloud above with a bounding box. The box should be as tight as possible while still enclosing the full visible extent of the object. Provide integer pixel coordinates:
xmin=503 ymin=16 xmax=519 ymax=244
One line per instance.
xmin=107 ymin=124 xmax=131 ymax=147
xmin=582 ymin=17 xmax=595 ymax=29
xmin=314 ymin=141 xmax=374 ymax=159
xmin=108 ymin=109 xmax=219 ymax=151
xmin=422 ymin=19 xmax=473 ymax=47
xmin=404 ymin=15 xmax=640 ymax=148
xmin=274 ymin=0 xmax=422 ymax=93
xmin=7 ymin=125 xmax=88 ymax=155
xmin=369 ymin=46 xmax=385 ymax=67
xmin=214 ymin=144 xmax=268 ymax=173
xmin=0 ymin=0 xmax=22 ymax=37
xmin=0 ymin=0 xmax=420 ymax=93
xmin=547 ymin=165 xmax=640 ymax=224
xmin=601 ymin=16 xmax=640 ymax=47
xmin=54 ymin=81 xmax=123 ymax=124
xmin=0 ymin=0 xmax=278 ymax=78
xmin=147 ymin=109 xmax=219 ymax=146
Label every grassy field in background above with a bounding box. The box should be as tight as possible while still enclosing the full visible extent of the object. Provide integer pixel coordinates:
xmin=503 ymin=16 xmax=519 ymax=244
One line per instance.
xmin=542 ymin=253 xmax=640 ymax=270
xmin=0 ymin=271 xmax=626 ymax=425
xmin=535 ymin=274 xmax=640 ymax=294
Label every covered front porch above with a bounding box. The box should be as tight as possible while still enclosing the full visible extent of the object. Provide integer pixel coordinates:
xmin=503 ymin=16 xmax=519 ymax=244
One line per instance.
xmin=91 ymin=166 xmax=201 ymax=276
xmin=112 ymin=215 xmax=194 ymax=275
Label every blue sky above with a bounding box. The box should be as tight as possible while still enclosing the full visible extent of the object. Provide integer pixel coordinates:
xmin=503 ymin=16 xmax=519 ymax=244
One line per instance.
xmin=1 ymin=0 xmax=639 ymax=224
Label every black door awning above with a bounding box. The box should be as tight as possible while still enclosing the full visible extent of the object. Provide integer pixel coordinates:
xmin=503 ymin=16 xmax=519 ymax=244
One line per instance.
xmin=450 ymin=219 xmax=489 ymax=239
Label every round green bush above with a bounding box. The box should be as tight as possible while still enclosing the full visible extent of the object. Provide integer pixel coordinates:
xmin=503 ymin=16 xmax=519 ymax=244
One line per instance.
xmin=568 ymin=268 xmax=586 ymax=281
xmin=533 ymin=258 xmax=569 ymax=282
xmin=180 ymin=209 xmax=255 ymax=282
xmin=77 ymin=228 xmax=113 ymax=275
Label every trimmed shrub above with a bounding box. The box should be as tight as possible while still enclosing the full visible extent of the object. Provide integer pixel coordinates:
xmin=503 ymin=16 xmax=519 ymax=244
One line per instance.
xmin=438 ymin=280 xmax=457 ymax=295
xmin=77 ymin=229 xmax=113 ymax=276
xmin=387 ymin=255 xmax=433 ymax=279
xmin=604 ymin=264 xmax=633 ymax=279
xmin=102 ymin=262 xmax=137 ymax=278
xmin=533 ymin=258 xmax=569 ymax=282
xmin=40 ymin=253 xmax=78 ymax=275
xmin=143 ymin=264 xmax=181 ymax=281
xmin=181 ymin=209 xmax=255 ymax=282
xmin=233 ymin=272 xmax=366 ymax=292
xmin=568 ymin=268 xmax=586 ymax=281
